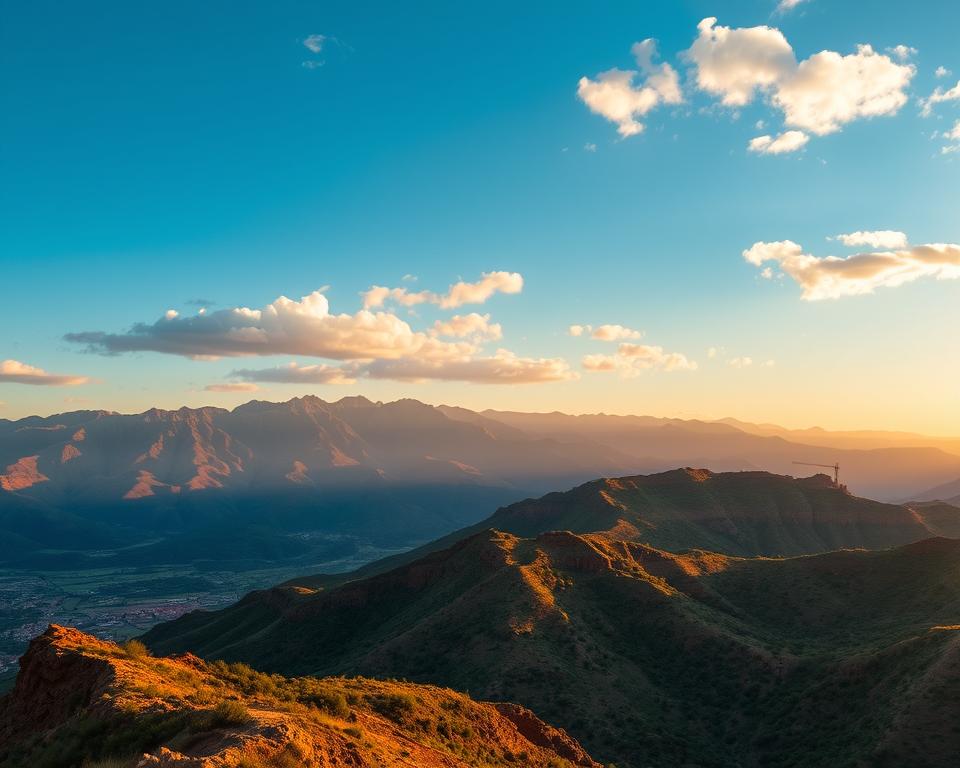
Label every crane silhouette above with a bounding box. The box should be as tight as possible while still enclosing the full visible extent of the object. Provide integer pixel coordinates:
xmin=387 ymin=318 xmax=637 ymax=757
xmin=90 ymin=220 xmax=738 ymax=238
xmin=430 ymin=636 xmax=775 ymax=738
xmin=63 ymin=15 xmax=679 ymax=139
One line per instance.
xmin=792 ymin=461 xmax=840 ymax=487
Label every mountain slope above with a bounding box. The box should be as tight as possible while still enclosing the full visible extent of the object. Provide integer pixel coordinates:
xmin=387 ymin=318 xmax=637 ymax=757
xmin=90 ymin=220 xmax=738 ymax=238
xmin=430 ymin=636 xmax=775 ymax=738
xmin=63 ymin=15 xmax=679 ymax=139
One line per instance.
xmin=911 ymin=475 xmax=960 ymax=505
xmin=275 ymin=468 xmax=942 ymax=593
xmin=144 ymin=531 xmax=960 ymax=768
xmin=0 ymin=625 xmax=598 ymax=768
xmin=0 ymin=397 xmax=640 ymax=565
xmin=485 ymin=468 xmax=940 ymax=556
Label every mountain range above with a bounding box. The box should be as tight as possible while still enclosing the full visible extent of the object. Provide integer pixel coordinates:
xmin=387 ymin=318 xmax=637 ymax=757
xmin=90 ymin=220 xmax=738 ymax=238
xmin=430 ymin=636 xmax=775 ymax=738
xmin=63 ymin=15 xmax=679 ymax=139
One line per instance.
xmin=3 ymin=396 xmax=960 ymax=568
xmin=142 ymin=469 xmax=960 ymax=768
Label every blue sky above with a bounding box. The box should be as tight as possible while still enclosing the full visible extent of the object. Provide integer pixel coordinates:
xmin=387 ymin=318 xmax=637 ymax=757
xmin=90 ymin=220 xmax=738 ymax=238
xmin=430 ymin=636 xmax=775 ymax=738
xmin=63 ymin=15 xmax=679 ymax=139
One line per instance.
xmin=2 ymin=0 xmax=959 ymax=432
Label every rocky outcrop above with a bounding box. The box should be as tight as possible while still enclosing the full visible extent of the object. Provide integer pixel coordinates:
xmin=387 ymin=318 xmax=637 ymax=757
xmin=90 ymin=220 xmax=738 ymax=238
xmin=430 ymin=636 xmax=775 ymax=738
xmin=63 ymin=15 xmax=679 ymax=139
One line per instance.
xmin=0 ymin=626 xmax=599 ymax=768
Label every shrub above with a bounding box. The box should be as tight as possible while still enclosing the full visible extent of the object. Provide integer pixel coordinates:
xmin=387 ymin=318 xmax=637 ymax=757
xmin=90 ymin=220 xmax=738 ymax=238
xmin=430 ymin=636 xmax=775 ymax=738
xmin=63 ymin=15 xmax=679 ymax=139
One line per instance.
xmin=193 ymin=700 xmax=253 ymax=731
xmin=121 ymin=640 xmax=150 ymax=659
xmin=303 ymin=690 xmax=350 ymax=719
xmin=368 ymin=692 xmax=416 ymax=722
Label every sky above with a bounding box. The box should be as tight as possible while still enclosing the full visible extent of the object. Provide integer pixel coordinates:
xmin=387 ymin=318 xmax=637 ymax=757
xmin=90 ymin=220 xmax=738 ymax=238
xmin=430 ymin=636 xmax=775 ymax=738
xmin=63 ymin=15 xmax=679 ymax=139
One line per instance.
xmin=1 ymin=0 xmax=959 ymax=434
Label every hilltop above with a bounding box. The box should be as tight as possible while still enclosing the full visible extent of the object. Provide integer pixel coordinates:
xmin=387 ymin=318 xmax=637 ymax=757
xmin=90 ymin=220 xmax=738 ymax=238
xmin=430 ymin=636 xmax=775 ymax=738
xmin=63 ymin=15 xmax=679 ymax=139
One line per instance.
xmin=276 ymin=468 xmax=960 ymax=592
xmin=0 ymin=625 xmax=597 ymax=768
xmin=144 ymin=527 xmax=960 ymax=768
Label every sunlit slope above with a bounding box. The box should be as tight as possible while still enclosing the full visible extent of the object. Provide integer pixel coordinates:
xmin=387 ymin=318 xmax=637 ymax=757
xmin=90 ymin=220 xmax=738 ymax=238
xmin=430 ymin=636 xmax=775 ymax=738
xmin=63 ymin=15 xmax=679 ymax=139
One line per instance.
xmin=0 ymin=625 xmax=598 ymax=768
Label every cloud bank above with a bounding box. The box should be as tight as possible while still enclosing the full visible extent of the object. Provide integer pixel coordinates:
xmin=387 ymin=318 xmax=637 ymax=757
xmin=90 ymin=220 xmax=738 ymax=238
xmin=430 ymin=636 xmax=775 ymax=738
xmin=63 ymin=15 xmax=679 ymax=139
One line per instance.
xmin=583 ymin=343 xmax=698 ymax=376
xmin=744 ymin=237 xmax=960 ymax=299
xmin=66 ymin=273 xmax=575 ymax=386
xmin=0 ymin=360 xmax=89 ymax=387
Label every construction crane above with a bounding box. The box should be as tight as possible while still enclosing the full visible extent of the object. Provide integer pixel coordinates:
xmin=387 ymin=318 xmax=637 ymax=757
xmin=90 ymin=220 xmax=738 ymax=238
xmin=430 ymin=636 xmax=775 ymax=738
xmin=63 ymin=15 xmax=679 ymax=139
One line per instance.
xmin=793 ymin=461 xmax=840 ymax=487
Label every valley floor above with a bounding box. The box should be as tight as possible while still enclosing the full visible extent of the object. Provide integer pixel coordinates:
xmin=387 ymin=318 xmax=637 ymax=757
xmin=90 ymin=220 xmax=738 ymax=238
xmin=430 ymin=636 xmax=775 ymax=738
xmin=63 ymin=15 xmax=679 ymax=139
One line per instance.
xmin=0 ymin=541 xmax=411 ymax=683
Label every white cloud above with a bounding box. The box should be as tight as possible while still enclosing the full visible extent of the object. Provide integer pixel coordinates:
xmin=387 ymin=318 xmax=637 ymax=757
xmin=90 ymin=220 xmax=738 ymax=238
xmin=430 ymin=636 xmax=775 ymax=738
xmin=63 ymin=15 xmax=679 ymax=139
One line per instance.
xmin=591 ymin=324 xmax=644 ymax=341
xmin=774 ymin=45 xmax=914 ymax=135
xmin=431 ymin=313 xmax=502 ymax=341
xmin=66 ymin=278 xmax=576 ymax=387
xmin=686 ymin=19 xmax=914 ymax=138
xmin=748 ymin=129 xmax=809 ymax=154
xmin=744 ymin=238 xmax=960 ymax=300
xmin=942 ymin=119 xmax=960 ymax=154
xmin=921 ymin=80 xmax=960 ymax=116
xmin=0 ymin=359 xmax=89 ymax=387
xmin=936 ymin=66 xmax=951 ymax=79
xmin=886 ymin=45 xmax=917 ymax=62
xmin=204 ymin=382 xmax=260 ymax=393
xmin=832 ymin=230 xmax=909 ymax=249
xmin=686 ymin=18 xmax=795 ymax=107
xmin=363 ymin=350 xmax=576 ymax=385
xmin=776 ymin=0 xmax=808 ymax=12
xmin=568 ymin=323 xmax=643 ymax=340
xmin=232 ymin=362 xmax=358 ymax=385
xmin=303 ymin=34 xmax=326 ymax=54
xmin=577 ymin=39 xmax=682 ymax=137
xmin=362 ymin=271 xmax=523 ymax=310
xmin=728 ymin=356 xmax=753 ymax=368
xmin=582 ymin=342 xmax=697 ymax=377
xmin=584 ymin=142 xmax=597 ymax=152
xmin=67 ymin=290 xmax=465 ymax=362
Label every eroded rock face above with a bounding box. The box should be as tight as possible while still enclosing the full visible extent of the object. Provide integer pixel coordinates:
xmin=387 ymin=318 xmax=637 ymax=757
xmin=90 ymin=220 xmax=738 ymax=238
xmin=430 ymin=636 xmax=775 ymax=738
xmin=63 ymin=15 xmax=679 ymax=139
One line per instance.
xmin=0 ymin=625 xmax=599 ymax=768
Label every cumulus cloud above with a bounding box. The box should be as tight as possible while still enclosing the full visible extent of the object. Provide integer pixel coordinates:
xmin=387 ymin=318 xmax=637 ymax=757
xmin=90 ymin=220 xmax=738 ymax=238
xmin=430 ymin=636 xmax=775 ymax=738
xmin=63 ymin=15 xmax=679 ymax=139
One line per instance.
xmin=748 ymin=130 xmax=809 ymax=154
xmin=0 ymin=359 xmax=89 ymax=387
xmin=204 ymin=383 xmax=260 ymax=393
xmin=362 ymin=271 xmax=523 ymax=310
xmin=832 ymin=230 xmax=909 ymax=249
xmin=774 ymin=45 xmax=914 ymax=134
xmin=577 ymin=38 xmax=682 ymax=137
xmin=364 ymin=350 xmax=576 ymax=384
xmin=686 ymin=18 xmax=796 ymax=107
xmin=921 ymin=79 xmax=960 ymax=116
xmin=66 ymin=291 xmax=464 ymax=362
xmin=432 ymin=313 xmax=502 ymax=341
xmin=743 ymin=238 xmax=960 ymax=300
xmin=687 ymin=18 xmax=914 ymax=138
xmin=936 ymin=66 xmax=951 ymax=79
xmin=66 ymin=279 xmax=575 ymax=386
xmin=582 ymin=342 xmax=697 ymax=377
xmin=728 ymin=356 xmax=753 ymax=368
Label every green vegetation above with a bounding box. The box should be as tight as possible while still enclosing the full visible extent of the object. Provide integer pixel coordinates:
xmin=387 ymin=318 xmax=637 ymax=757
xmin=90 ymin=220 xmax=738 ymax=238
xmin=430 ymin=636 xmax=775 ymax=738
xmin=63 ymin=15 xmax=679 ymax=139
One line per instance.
xmin=143 ymin=524 xmax=960 ymax=768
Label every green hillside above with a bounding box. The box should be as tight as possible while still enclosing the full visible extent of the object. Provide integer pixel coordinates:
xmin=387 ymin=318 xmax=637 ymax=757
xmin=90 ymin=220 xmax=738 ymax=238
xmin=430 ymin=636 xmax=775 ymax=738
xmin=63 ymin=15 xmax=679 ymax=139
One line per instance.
xmin=144 ymin=528 xmax=960 ymax=768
